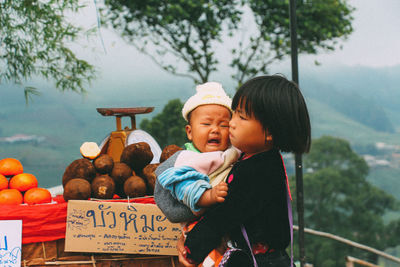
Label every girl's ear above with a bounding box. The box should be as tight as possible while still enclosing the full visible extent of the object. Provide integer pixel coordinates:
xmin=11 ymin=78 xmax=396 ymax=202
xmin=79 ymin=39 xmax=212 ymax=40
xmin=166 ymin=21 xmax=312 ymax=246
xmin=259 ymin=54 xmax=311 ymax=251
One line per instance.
xmin=265 ymin=130 xmax=274 ymax=150
xmin=185 ymin=125 xmax=193 ymax=141
xmin=265 ymin=129 xmax=273 ymax=142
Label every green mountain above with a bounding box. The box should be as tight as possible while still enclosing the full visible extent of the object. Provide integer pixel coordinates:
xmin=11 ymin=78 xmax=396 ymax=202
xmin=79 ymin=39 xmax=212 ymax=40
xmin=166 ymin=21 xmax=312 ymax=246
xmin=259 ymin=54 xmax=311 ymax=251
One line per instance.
xmin=301 ymin=65 xmax=400 ymax=129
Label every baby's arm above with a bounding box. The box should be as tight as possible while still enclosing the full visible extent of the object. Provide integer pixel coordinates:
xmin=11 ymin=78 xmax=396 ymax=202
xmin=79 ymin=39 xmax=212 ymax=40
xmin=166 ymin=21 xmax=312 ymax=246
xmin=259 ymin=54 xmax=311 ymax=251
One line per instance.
xmin=196 ymin=182 xmax=228 ymax=208
xmin=154 ymin=179 xmax=197 ymax=223
xmin=154 ymin=151 xmax=197 ymax=223
xmin=156 ymin=150 xmax=228 ymax=217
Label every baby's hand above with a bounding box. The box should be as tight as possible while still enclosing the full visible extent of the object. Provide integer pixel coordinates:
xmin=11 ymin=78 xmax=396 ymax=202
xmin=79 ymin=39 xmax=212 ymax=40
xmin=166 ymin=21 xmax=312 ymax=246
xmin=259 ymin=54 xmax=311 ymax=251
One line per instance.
xmin=196 ymin=182 xmax=228 ymax=208
xmin=212 ymin=182 xmax=228 ymax=203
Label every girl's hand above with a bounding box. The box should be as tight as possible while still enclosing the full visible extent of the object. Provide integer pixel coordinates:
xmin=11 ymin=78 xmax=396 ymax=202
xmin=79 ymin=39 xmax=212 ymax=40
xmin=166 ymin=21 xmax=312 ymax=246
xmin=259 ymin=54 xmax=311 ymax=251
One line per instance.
xmin=177 ymin=234 xmax=196 ymax=267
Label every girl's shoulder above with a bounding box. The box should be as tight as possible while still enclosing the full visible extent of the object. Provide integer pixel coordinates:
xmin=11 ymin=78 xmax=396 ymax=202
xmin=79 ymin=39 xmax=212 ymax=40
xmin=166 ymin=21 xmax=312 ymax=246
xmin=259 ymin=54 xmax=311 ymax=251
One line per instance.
xmin=238 ymin=149 xmax=281 ymax=165
xmin=233 ymin=149 xmax=284 ymax=181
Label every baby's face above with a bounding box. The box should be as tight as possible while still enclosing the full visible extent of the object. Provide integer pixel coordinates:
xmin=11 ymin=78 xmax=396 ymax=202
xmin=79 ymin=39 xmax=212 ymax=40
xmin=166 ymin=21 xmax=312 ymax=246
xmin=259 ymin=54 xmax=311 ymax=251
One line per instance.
xmin=186 ymin=104 xmax=231 ymax=152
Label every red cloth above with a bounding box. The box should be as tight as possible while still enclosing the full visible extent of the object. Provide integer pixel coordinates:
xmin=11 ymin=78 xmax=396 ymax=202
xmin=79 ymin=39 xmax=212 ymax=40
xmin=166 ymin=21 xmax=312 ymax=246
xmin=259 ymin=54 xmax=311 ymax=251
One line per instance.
xmin=0 ymin=195 xmax=156 ymax=244
xmin=0 ymin=196 xmax=68 ymax=244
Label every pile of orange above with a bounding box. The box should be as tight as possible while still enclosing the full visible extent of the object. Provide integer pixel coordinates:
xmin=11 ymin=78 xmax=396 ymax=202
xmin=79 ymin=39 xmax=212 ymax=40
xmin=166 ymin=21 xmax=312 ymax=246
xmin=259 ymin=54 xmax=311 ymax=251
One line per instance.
xmin=0 ymin=158 xmax=52 ymax=205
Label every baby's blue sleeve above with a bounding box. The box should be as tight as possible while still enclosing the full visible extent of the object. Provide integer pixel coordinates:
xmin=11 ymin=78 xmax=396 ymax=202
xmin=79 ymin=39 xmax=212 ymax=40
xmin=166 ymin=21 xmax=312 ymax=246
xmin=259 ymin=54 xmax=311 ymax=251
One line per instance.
xmin=158 ymin=166 xmax=211 ymax=212
xmin=154 ymin=179 xmax=196 ymax=223
xmin=154 ymin=151 xmax=196 ymax=223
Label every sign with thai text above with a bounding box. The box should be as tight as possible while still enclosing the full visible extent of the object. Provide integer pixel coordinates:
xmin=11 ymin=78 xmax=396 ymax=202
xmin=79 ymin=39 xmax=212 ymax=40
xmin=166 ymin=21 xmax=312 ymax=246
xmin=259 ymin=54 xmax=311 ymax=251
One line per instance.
xmin=0 ymin=220 xmax=22 ymax=267
xmin=65 ymin=200 xmax=181 ymax=255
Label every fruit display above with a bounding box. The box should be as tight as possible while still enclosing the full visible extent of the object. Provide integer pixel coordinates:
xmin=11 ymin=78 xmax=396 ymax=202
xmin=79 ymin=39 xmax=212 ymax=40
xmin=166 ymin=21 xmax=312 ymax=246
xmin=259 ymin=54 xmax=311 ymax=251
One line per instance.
xmin=0 ymin=157 xmax=24 ymax=176
xmin=0 ymin=108 xmax=183 ymax=265
xmin=9 ymin=173 xmax=38 ymax=192
xmin=62 ymin=142 xmax=181 ymax=201
xmin=24 ymin=187 xmax=52 ymax=205
xmin=0 ymin=174 xmax=8 ymax=190
xmin=0 ymin=158 xmax=52 ymax=205
xmin=0 ymin=188 xmax=23 ymax=205
xmin=63 ymin=178 xmax=92 ymax=201
xmin=62 ymin=158 xmax=96 ymax=186
xmin=93 ymin=154 xmax=114 ymax=174
xmin=91 ymin=174 xmax=115 ymax=199
xmin=120 ymin=142 xmax=154 ymax=173
xmin=141 ymin=163 xmax=159 ymax=195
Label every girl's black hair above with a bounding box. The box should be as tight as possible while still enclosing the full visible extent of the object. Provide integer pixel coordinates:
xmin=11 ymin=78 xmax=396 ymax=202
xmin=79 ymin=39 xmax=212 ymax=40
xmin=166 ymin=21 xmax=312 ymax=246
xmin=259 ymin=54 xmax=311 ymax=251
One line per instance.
xmin=232 ymin=74 xmax=311 ymax=154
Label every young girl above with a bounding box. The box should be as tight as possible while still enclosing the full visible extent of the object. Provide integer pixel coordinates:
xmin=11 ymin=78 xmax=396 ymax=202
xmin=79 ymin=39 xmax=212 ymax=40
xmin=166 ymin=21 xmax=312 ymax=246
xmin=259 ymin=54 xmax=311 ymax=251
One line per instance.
xmin=179 ymin=75 xmax=311 ymax=267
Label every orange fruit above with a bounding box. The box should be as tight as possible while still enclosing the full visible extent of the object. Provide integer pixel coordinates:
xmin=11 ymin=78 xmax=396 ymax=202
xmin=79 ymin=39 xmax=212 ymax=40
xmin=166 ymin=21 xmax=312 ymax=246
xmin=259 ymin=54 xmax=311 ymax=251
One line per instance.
xmin=0 ymin=174 xmax=8 ymax=190
xmin=0 ymin=189 xmax=23 ymax=205
xmin=24 ymin=187 xmax=52 ymax=205
xmin=9 ymin=173 xmax=38 ymax=192
xmin=0 ymin=158 xmax=23 ymax=176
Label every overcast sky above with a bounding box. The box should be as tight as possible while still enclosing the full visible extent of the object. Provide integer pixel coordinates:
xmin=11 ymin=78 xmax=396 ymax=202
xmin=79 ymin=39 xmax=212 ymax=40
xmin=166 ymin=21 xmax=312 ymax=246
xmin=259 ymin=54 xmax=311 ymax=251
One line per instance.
xmin=301 ymin=0 xmax=400 ymax=67
xmin=74 ymin=0 xmax=400 ymax=83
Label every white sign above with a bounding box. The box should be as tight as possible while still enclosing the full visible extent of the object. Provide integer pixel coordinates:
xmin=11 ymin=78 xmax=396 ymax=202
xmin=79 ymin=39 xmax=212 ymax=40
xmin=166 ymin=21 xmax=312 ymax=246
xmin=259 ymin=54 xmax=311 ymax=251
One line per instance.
xmin=0 ymin=220 xmax=22 ymax=267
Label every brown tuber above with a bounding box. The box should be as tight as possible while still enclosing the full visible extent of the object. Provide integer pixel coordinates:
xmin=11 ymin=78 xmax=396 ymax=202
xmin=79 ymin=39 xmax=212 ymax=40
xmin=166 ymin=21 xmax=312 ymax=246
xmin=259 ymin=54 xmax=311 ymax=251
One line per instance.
xmin=93 ymin=154 xmax=114 ymax=174
xmin=63 ymin=178 xmax=91 ymax=201
xmin=160 ymin=144 xmax=183 ymax=162
xmin=110 ymin=162 xmax=134 ymax=186
xmin=62 ymin=158 xmax=96 ymax=186
xmin=120 ymin=142 xmax=153 ymax=173
xmin=124 ymin=175 xmax=147 ymax=198
xmin=91 ymin=174 xmax=115 ymax=199
xmin=141 ymin=163 xmax=160 ymax=195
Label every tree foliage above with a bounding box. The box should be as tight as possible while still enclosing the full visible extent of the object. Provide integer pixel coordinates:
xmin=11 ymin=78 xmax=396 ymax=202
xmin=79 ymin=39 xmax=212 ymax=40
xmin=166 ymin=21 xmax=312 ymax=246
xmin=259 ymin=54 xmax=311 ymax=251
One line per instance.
xmin=140 ymin=99 xmax=187 ymax=149
xmin=101 ymin=0 xmax=354 ymax=86
xmin=101 ymin=0 xmax=241 ymax=84
xmin=291 ymin=136 xmax=400 ymax=266
xmin=233 ymin=0 xmax=354 ymax=85
xmin=0 ymin=0 xmax=96 ymax=101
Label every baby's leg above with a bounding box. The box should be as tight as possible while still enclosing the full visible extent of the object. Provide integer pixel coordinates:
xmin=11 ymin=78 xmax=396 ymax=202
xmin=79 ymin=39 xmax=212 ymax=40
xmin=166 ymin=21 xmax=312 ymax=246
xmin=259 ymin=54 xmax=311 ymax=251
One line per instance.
xmin=197 ymin=182 xmax=228 ymax=208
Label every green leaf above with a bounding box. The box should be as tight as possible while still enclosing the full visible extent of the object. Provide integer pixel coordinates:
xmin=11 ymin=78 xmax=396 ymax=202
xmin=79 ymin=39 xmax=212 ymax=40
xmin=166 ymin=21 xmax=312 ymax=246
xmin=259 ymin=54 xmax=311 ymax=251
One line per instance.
xmin=1 ymin=0 xmax=96 ymax=101
xmin=24 ymin=86 xmax=41 ymax=104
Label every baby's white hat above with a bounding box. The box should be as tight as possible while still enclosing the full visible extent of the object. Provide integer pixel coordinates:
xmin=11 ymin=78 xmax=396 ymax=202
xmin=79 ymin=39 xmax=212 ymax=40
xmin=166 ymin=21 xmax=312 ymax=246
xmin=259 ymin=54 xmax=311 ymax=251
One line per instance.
xmin=182 ymin=82 xmax=232 ymax=121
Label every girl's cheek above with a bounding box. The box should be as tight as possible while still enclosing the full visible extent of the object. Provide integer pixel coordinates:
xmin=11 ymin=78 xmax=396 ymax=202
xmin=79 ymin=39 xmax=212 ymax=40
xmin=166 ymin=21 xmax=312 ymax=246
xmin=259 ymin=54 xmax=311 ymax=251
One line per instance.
xmin=229 ymin=118 xmax=236 ymax=128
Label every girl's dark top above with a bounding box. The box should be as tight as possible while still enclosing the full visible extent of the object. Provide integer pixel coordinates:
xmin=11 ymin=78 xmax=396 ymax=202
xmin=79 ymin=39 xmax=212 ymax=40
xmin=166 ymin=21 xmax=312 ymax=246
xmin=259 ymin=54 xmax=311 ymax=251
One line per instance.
xmin=184 ymin=149 xmax=290 ymax=263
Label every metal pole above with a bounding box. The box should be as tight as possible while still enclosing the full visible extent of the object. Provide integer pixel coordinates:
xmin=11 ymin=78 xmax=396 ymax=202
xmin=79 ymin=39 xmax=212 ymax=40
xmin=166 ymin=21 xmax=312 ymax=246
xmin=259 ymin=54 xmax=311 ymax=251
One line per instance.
xmin=288 ymin=0 xmax=306 ymax=266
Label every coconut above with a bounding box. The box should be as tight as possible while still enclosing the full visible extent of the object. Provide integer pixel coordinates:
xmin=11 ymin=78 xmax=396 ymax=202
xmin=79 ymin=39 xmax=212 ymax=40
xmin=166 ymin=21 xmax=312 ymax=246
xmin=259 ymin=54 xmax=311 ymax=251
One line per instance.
xmin=110 ymin=162 xmax=134 ymax=186
xmin=124 ymin=175 xmax=147 ymax=198
xmin=91 ymin=174 xmax=115 ymax=199
xmin=160 ymin=144 xmax=183 ymax=162
xmin=63 ymin=178 xmax=91 ymax=201
xmin=93 ymin=154 xmax=114 ymax=174
xmin=140 ymin=163 xmax=160 ymax=195
xmin=120 ymin=142 xmax=153 ymax=173
xmin=62 ymin=158 xmax=96 ymax=186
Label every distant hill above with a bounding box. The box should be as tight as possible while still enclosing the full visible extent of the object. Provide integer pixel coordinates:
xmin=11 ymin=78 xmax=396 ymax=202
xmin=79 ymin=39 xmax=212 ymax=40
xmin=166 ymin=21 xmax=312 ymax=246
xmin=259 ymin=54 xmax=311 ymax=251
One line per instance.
xmin=0 ymin=65 xmax=399 ymax=190
xmin=301 ymin=79 xmax=395 ymax=133
xmin=301 ymin=64 xmax=400 ymax=130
